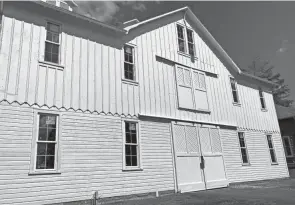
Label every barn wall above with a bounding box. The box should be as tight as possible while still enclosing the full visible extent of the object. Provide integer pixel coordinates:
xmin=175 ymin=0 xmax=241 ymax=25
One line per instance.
xmin=220 ymin=127 xmax=289 ymax=183
xmin=0 ymin=102 xmax=175 ymax=205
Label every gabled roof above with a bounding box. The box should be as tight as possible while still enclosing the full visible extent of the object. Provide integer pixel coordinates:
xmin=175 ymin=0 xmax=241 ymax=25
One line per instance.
xmin=275 ymin=104 xmax=295 ymax=120
xmin=125 ymin=7 xmax=277 ymax=88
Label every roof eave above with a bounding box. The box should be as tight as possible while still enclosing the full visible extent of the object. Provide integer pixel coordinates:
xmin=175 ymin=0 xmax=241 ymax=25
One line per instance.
xmin=33 ymin=1 xmax=126 ymax=35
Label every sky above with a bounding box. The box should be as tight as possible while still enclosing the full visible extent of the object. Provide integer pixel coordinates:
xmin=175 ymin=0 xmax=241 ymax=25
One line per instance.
xmin=76 ymin=1 xmax=295 ymax=104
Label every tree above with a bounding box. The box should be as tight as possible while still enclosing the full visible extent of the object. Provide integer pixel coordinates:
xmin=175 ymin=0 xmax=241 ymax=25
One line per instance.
xmin=242 ymin=57 xmax=293 ymax=107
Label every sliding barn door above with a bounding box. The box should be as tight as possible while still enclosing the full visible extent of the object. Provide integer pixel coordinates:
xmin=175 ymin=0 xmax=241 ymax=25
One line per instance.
xmin=172 ymin=124 xmax=206 ymax=193
xmin=199 ymin=127 xmax=228 ymax=189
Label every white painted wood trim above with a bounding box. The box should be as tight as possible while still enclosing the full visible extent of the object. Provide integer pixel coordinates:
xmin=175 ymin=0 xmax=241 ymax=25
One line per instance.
xmin=29 ymin=108 xmax=62 ymax=175
xmin=121 ymin=118 xmax=143 ymax=171
xmin=169 ymin=122 xmax=178 ymax=193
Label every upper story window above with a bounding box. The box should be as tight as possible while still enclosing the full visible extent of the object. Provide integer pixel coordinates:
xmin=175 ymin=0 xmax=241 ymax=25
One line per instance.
xmin=175 ymin=66 xmax=209 ymax=111
xmin=186 ymin=29 xmax=195 ymax=56
xmin=177 ymin=24 xmax=195 ymax=56
xmin=45 ymin=22 xmax=61 ymax=64
xmin=230 ymin=77 xmax=239 ymax=104
xmin=124 ymin=45 xmax=135 ymax=81
xmin=267 ymin=135 xmax=277 ymax=164
xmin=259 ymin=89 xmax=266 ymax=109
xmin=238 ymin=132 xmax=250 ymax=165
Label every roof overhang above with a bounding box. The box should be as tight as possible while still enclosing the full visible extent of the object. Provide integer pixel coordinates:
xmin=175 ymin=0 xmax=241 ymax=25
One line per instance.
xmin=32 ymin=0 xmax=126 ymax=35
xmin=125 ymin=7 xmax=276 ymax=88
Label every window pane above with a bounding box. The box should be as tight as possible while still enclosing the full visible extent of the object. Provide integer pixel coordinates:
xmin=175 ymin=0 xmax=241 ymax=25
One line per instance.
xmin=188 ymin=43 xmax=194 ymax=56
xmin=47 ymin=128 xmax=56 ymax=141
xmin=37 ymin=143 xmax=46 ymax=155
xmin=125 ymin=156 xmax=131 ymax=166
xmin=187 ymin=30 xmax=193 ymax=42
xmin=286 ymin=147 xmax=292 ymax=156
xmin=38 ymin=128 xmax=47 ymax=141
xmin=131 ymin=145 xmax=137 ymax=156
xmin=51 ymin=44 xmax=59 ymax=54
xmin=124 ymin=63 xmax=134 ymax=80
xmin=230 ymin=79 xmax=236 ymax=90
xmin=260 ymin=98 xmax=265 ymax=109
xmin=46 ymin=156 xmax=55 ymax=169
xmin=178 ymin=39 xmax=185 ymax=52
xmin=131 ymin=133 xmax=137 ymax=143
xmin=233 ymin=91 xmax=238 ymax=103
xmin=241 ymin=149 xmax=248 ymax=164
xmin=267 ymin=136 xmax=273 ymax=148
xmin=270 ymin=149 xmax=277 ymax=163
xmin=126 ymin=132 xmax=131 ymax=143
xmin=52 ymin=33 xmax=59 ymax=43
xmin=125 ymin=145 xmax=131 ymax=155
xmin=239 ymin=136 xmax=245 ymax=148
xmin=36 ymin=156 xmax=46 ymax=169
xmin=47 ymin=22 xmax=59 ymax=33
xmin=259 ymin=90 xmax=263 ymax=98
xmin=51 ymin=54 xmax=59 ymax=64
xmin=47 ymin=143 xmax=55 ymax=155
xmin=131 ymin=156 xmax=137 ymax=166
xmin=177 ymin=25 xmax=184 ymax=39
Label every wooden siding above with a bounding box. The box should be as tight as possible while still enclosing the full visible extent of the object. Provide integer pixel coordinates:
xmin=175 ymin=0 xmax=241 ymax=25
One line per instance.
xmin=220 ymin=127 xmax=289 ymax=183
xmin=0 ymin=8 xmax=139 ymax=117
xmin=0 ymin=102 xmax=175 ymax=205
xmin=0 ymin=5 xmax=281 ymax=132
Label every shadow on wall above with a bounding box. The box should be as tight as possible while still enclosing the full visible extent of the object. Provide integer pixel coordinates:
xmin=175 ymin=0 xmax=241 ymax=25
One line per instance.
xmin=3 ymin=1 xmax=124 ymax=49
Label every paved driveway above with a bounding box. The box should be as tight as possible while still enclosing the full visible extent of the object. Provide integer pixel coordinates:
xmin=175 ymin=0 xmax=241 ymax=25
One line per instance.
xmin=110 ymin=178 xmax=295 ymax=205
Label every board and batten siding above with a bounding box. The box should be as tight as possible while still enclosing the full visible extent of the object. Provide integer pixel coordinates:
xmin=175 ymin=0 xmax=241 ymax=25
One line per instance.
xmin=133 ymin=18 xmax=280 ymax=132
xmin=220 ymin=128 xmax=289 ymax=183
xmin=0 ymin=4 xmax=280 ymax=132
xmin=0 ymin=5 xmax=140 ymax=117
xmin=0 ymin=102 xmax=175 ymax=205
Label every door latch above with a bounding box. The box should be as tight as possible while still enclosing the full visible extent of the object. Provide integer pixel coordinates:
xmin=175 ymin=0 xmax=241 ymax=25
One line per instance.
xmin=200 ymin=155 xmax=205 ymax=169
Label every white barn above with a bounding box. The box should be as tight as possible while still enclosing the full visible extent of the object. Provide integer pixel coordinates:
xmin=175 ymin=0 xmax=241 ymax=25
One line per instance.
xmin=0 ymin=1 xmax=289 ymax=205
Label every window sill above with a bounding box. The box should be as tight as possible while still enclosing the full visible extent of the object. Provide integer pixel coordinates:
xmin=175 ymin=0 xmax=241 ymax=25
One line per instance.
xmin=28 ymin=170 xmax=61 ymax=176
xmin=179 ymin=107 xmax=211 ymax=114
xmin=122 ymin=168 xmax=143 ymax=172
xmin=233 ymin=102 xmax=241 ymax=107
xmin=39 ymin=60 xmax=65 ymax=70
xmin=242 ymin=163 xmax=251 ymax=166
xmin=261 ymin=108 xmax=268 ymax=112
xmin=122 ymin=79 xmax=139 ymax=86
xmin=271 ymin=163 xmax=279 ymax=166
xmin=177 ymin=51 xmax=198 ymax=60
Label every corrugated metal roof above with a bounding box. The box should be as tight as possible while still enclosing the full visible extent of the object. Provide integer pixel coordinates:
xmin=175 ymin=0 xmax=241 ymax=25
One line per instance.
xmin=275 ymin=104 xmax=295 ymax=120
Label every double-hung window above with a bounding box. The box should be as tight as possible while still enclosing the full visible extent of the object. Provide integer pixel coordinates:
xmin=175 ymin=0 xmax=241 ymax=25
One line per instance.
xmin=267 ymin=135 xmax=277 ymax=164
xmin=238 ymin=132 xmax=250 ymax=165
xmin=123 ymin=121 xmax=140 ymax=169
xmin=175 ymin=66 xmax=209 ymax=111
xmin=283 ymin=136 xmax=293 ymax=157
xmin=259 ymin=89 xmax=266 ymax=109
xmin=230 ymin=77 xmax=239 ymax=104
xmin=177 ymin=24 xmax=195 ymax=56
xmin=124 ymin=45 xmax=135 ymax=81
xmin=45 ymin=22 xmax=61 ymax=64
xmin=32 ymin=113 xmax=60 ymax=172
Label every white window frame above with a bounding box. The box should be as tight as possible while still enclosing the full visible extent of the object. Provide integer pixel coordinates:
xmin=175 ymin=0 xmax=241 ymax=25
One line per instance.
xmin=237 ymin=132 xmax=250 ymax=165
xmin=29 ymin=109 xmax=62 ymax=175
xmin=123 ymin=43 xmax=137 ymax=82
xmin=176 ymin=23 xmax=196 ymax=57
xmin=229 ymin=77 xmax=240 ymax=104
xmin=259 ymin=89 xmax=267 ymax=110
xmin=266 ymin=134 xmax=278 ymax=165
xmin=122 ymin=119 xmax=142 ymax=171
xmin=44 ymin=21 xmax=62 ymax=65
xmin=283 ymin=136 xmax=293 ymax=157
